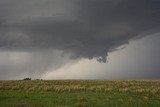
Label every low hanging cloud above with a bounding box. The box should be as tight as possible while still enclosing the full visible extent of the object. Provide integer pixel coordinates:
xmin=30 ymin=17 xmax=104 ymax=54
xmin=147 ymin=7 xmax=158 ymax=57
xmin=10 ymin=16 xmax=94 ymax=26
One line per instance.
xmin=0 ymin=0 xmax=160 ymax=62
xmin=0 ymin=0 xmax=160 ymax=79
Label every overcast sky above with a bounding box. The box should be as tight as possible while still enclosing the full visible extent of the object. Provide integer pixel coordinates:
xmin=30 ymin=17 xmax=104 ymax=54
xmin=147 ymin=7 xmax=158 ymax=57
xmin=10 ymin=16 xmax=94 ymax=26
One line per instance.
xmin=0 ymin=0 xmax=160 ymax=80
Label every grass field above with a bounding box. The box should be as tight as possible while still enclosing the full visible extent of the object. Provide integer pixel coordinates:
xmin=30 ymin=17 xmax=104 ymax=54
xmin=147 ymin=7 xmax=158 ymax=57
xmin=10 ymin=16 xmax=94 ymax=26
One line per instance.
xmin=0 ymin=80 xmax=160 ymax=107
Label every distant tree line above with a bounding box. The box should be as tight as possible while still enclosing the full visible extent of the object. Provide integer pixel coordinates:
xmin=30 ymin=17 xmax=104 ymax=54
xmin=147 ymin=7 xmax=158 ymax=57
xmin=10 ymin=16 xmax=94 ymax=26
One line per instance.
xmin=23 ymin=78 xmax=43 ymax=81
xmin=23 ymin=78 xmax=31 ymax=80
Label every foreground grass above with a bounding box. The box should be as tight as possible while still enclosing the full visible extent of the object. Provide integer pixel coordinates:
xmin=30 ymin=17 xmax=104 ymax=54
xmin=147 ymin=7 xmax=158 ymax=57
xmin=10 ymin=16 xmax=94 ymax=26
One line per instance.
xmin=0 ymin=80 xmax=160 ymax=107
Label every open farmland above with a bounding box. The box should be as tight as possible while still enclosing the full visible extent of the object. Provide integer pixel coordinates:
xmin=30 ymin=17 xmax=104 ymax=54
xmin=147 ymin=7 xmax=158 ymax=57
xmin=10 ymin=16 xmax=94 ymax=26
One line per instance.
xmin=0 ymin=80 xmax=160 ymax=107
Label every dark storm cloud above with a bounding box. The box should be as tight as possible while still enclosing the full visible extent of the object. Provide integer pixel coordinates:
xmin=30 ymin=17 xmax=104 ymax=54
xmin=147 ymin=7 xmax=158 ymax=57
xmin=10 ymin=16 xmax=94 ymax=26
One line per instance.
xmin=0 ymin=0 xmax=160 ymax=62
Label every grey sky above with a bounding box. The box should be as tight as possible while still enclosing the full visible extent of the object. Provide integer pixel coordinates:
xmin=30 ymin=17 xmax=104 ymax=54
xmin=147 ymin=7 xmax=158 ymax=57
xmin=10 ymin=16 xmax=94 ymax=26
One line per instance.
xmin=0 ymin=0 xmax=160 ymax=80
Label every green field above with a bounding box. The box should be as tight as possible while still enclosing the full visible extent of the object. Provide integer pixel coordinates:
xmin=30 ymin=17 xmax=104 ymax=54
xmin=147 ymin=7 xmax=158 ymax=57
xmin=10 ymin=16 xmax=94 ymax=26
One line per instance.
xmin=0 ymin=80 xmax=160 ymax=107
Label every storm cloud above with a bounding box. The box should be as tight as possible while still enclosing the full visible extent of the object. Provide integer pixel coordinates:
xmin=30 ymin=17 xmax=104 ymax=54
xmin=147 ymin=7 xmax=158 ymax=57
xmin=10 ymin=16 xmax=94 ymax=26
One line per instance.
xmin=0 ymin=0 xmax=160 ymax=62
xmin=0 ymin=0 xmax=160 ymax=79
